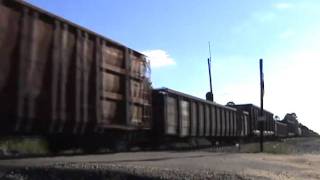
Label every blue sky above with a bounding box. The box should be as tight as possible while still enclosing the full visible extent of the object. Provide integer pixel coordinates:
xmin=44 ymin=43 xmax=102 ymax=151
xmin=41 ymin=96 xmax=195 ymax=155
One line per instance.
xmin=27 ymin=0 xmax=320 ymax=133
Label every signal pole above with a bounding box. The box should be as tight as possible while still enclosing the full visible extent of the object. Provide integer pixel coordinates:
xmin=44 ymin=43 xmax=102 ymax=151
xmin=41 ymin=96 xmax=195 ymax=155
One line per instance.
xmin=259 ymin=58 xmax=264 ymax=152
xmin=206 ymin=42 xmax=214 ymax=102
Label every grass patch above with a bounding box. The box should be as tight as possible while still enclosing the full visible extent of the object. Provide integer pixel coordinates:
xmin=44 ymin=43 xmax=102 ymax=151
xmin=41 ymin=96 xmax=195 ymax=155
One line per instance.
xmin=239 ymin=141 xmax=291 ymax=154
xmin=0 ymin=136 xmax=49 ymax=155
xmin=239 ymin=143 xmax=260 ymax=153
xmin=263 ymin=142 xmax=291 ymax=154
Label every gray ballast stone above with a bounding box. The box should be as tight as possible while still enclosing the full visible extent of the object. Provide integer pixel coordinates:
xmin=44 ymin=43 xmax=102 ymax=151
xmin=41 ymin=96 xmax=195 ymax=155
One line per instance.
xmin=52 ymin=163 xmax=243 ymax=180
xmin=0 ymin=165 xmax=246 ymax=180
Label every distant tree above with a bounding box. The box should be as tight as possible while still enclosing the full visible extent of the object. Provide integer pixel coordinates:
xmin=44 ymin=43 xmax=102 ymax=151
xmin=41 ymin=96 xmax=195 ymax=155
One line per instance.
xmin=274 ymin=115 xmax=280 ymax=121
xmin=283 ymin=113 xmax=299 ymax=124
xmin=290 ymin=113 xmax=297 ymax=119
xmin=226 ymin=101 xmax=235 ymax=106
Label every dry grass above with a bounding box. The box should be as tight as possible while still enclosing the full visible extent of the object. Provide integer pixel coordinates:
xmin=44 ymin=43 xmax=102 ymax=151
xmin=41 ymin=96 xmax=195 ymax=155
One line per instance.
xmin=240 ymin=137 xmax=320 ymax=154
xmin=0 ymin=136 xmax=49 ymax=156
xmin=239 ymin=141 xmax=290 ymax=154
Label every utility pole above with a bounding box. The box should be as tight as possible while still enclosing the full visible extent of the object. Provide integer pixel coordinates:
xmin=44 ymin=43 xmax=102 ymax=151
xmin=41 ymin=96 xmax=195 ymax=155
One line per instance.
xmin=259 ymin=58 xmax=265 ymax=152
xmin=206 ymin=42 xmax=214 ymax=102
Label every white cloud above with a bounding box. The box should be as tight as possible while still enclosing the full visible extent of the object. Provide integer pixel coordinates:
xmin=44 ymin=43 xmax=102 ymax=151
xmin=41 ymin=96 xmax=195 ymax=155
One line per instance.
xmin=273 ymin=2 xmax=293 ymax=10
xmin=142 ymin=49 xmax=176 ymax=68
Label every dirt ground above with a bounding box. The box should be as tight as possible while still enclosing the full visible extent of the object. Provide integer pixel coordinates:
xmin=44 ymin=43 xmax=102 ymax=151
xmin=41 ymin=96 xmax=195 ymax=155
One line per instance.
xmin=0 ymin=137 xmax=320 ymax=179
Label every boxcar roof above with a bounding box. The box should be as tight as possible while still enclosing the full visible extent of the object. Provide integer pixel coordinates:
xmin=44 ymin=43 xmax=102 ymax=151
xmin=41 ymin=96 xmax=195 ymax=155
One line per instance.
xmin=154 ymin=88 xmax=237 ymax=111
xmin=275 ymin=120 xmax=288 ymax=126
xmin=232 ymin=103 xmax=273 ymax=115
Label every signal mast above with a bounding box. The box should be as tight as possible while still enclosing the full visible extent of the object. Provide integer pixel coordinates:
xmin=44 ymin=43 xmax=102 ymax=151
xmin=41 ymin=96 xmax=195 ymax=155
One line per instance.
xmin=206 ymin=42 xmax=214 ymax=102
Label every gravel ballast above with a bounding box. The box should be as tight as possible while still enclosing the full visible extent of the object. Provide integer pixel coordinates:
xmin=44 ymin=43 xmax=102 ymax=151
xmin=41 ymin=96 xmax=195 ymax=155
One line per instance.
xmin=1 ymin=137 xmax=320 ymax=179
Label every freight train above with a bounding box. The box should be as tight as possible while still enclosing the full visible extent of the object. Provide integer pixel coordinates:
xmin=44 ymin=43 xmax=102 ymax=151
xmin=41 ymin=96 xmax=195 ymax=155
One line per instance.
xmin=0 ymin=0 xmax=316 ymax=151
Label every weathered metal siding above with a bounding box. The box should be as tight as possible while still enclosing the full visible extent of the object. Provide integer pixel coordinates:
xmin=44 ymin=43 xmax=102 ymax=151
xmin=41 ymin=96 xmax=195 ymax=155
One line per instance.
xmin=0 ymin=0 xmax=151 ymax=135
xmin=210 ymin=106 xmax=216 ymax=136
xmin=179 ymin=100 xmax=190 ymax=137
xmin=204 ymin=105 xmax=210 ymax=136
xmin=225 ymin=110 xmax=230 ymax=136
xmin=216 ymin=107 xmax=221 ymax=136
xmin=190 ymin=101 xmax=197 ymax=136
xmin=197 ymin=103 xmax=205 ymax=136
xmin=232 ymin=111 xmax=236 ymax=136
xmin=221 ymin=108 xmax=225 ymax=136
xmin=153 ymin=88 xmax=240 ymax=138
xmin=165 ymin=96 xmax=178 ymax=135
xmin=230 ymin=104 xmax=274 ymax=136
xmin=275 ymin=121 xmax=288 ymax=137
xmin=239 ymin=112 xmax=249 ymax=137
xmin=0 ymin=2 xmax=21 ymax=133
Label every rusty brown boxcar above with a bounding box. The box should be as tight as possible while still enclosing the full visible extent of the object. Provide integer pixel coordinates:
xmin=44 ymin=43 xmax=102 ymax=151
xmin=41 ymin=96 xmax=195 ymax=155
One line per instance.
xmin=0 ymin=0 xmax=152 ymax=135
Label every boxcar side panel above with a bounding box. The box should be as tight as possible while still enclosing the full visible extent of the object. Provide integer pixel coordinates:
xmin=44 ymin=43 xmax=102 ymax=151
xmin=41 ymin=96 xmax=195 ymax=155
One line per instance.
xmin=205 ymin=105 xmax=210 ymax=136
xmin=225 ymin=110 xmax=230 ymax=137
xmin=221 ymin=108 xmax=225 ymax=137
xmin=165 ymin=96 xmax=178 ymax=135
xmin=244 ymin=113 xmax=249 ymax=136
xmin=179 ymin=99 xmax=190 ymax=137
xmin=190 ymin=101 xmax=197 ymax=136
xmin=216 ymin=107 xmax=221 ymax=136
xmin=230 ymin=112 xmax=233 ymax=136
xmin=211 ymin=106 xmax=216 ymax=136
xmin=197 ymin=103 xmax=204 ymax=136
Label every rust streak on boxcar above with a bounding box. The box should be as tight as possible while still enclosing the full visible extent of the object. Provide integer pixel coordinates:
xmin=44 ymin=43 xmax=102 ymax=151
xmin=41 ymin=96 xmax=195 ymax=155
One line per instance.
xmin=58 ymin=23 xmax=69 ymax=133
xmin=80 ymin=32 xmax=89 ymax=134
xmin=94 ymin=37 xmax=102 ymax=133
xmin=73 ymin=29 xmax=82 ymax=134
xmin=15 ymin=7 xmax=30 ymax=132
xmin=25 ymin=11 xmax=39 ymax=132
xmin=49 ymin=20 xmax=61 ymax=133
